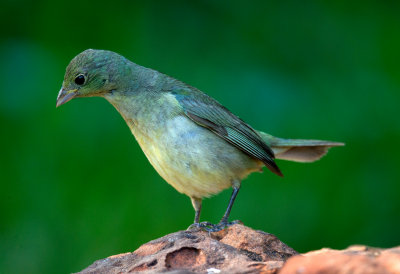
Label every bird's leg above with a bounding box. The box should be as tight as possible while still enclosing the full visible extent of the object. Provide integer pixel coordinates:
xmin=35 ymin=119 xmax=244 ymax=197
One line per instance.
xmin=187 ymin=197 xmax=213 ymax=230
xmin=191 ymin=197 xmax=202 ymax=224
xmin=199 ymin=182 xmax=242 ymax=232
xmin=188 ymin=182 xmax=242 ymax=232
xmin=219 ymin=184 xmax=240 ymax=226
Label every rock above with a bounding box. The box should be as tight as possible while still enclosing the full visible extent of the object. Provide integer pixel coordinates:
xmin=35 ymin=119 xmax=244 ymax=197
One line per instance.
xmin=77 ymin=224 xmax=298 ymax=273
xmin=77 ymin=225 xmax=400 ymax=274
xmin=280 ymin=245 xmax=400 ymax=274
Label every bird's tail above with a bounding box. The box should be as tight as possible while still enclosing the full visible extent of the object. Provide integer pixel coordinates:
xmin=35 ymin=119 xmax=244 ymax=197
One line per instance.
xmin=257 ymin=131 xmax=344 ymax=163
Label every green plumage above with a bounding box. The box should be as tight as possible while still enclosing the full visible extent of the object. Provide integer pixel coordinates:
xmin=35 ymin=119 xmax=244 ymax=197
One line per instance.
xmin=171 ymin=87 xmax=282 ymax=176
xmin=57 ymin=49 xmax=343 ymax=229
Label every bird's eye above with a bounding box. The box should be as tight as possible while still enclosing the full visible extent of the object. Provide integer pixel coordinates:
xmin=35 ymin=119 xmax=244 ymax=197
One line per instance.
xmin=74 ymin=74 xmax=86 ymax=85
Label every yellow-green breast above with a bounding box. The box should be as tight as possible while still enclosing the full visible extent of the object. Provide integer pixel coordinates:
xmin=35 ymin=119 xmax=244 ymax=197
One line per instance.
xmin=104 ymin=92 xmax=262 ymax=198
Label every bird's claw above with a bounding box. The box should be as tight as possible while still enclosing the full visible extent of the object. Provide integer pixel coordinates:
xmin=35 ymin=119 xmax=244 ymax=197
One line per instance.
xmin=206 ymin=219 xmax=242 ymax=232
xmin=187 ymin=220 xmax=242 ymax=232
xmin=187 ymin=221 xmax=213 ymax=231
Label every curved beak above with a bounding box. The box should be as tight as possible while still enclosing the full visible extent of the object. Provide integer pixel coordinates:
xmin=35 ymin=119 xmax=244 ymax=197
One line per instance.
xmin=56 ymin=88 xmax=78 ymax=108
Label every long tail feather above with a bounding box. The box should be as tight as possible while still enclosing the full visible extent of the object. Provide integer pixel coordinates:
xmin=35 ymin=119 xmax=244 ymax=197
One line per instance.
xmin=258 ymin=131 xmax=344 ymax=163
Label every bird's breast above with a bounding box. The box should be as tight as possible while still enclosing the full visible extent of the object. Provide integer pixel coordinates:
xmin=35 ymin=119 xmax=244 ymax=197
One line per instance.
xmin=132 ymin=115 xmax=262 ymax=198
xmin=104 ymin=92 xmax=262 ymax=198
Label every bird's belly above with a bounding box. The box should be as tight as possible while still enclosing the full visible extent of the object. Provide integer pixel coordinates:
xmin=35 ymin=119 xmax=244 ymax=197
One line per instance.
xmin=133 ymin=116 xmax=262 ymax=198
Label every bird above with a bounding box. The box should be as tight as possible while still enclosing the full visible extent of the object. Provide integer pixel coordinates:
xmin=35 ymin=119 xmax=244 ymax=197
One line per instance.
xmin=57 ymin=49 xmax=343 ymax=231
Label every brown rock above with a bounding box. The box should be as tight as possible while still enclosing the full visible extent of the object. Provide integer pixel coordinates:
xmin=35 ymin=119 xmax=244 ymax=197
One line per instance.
xmin=78 ymin=224 xmax=298 ymax=273
xmin=279 ymin=245 xmax=400 ymax=274
xmin=77 ymin=225 xmax=400 ymax=273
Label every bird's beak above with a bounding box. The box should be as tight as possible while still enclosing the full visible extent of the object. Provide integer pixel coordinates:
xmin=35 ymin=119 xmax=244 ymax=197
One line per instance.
xmin=56 ymin=88 xmax=78 ymax=108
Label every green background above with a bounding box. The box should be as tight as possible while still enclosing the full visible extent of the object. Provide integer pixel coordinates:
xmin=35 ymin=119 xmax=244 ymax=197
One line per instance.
xmin=1 ymin=0 xmax=399 ymax=273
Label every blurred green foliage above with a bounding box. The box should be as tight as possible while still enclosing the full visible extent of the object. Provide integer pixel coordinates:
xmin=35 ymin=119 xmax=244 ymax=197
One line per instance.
xmin=1 ymin=0 xmax=400 ymax=273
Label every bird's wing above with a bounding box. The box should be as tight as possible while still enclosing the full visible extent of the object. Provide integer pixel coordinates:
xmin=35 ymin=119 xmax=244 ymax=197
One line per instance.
xmin=171 ymin=88 xmax=283 ymax=176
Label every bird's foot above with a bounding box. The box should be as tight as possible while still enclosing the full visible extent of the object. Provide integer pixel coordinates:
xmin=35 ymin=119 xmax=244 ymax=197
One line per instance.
xmin=208 ymin=219 xmax=242 ymax=232
xmin=187 ymin=221 xmax=214 ymax=232
xmin=187 ymin=220 xmax=242 ymax=232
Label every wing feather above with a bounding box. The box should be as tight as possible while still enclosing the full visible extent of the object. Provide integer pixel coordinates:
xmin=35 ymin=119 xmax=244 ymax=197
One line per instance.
xmin=172 ymin=88 xmax=283 ymax=176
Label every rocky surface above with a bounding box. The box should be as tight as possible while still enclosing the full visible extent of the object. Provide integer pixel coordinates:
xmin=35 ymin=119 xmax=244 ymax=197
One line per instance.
xmin=78 ymin=224 xmax=298 ymax=273
xmin=78 ymin=224 xmax=400 ymax=274
xmin=280 ymin=245 xmax=400 ymax=274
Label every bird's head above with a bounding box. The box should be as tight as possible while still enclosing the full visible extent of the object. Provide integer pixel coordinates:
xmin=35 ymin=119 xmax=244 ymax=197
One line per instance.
xmin=56 ymin=49 xmax=131 ymax=107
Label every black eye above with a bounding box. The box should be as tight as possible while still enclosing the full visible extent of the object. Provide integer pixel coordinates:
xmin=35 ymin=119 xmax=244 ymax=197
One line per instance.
xmin=74 ymin=74 xmax=86 ymax=85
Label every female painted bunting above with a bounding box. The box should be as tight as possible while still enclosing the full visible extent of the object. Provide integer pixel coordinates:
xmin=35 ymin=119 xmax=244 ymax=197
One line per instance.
xmin=57 ymin=49 xmax=343 ymax=231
